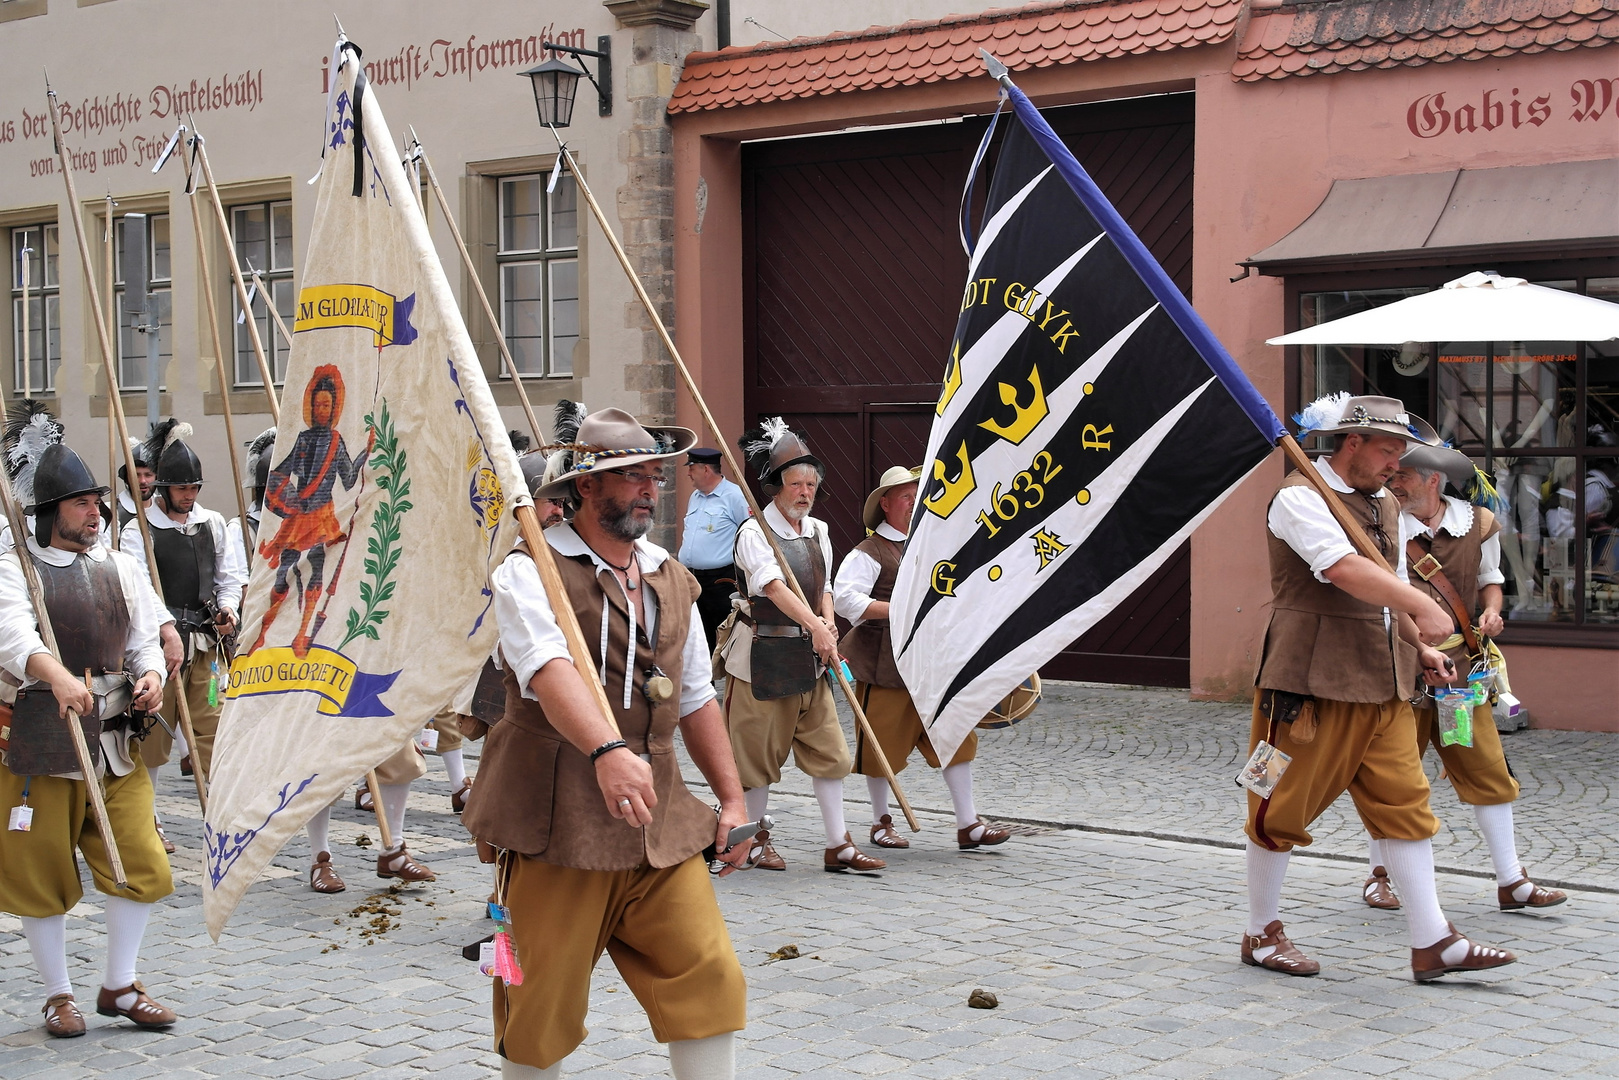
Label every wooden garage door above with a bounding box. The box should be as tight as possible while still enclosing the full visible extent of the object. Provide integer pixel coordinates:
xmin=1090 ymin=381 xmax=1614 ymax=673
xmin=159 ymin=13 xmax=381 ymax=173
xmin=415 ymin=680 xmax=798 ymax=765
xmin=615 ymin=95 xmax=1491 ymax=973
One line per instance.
xmin=742 ymin=95 xmax=1196 ymax=687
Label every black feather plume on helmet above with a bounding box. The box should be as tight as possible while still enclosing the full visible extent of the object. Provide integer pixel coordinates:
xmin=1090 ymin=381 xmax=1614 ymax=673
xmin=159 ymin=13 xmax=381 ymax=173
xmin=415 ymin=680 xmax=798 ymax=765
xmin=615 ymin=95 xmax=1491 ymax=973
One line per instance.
xmin=508 ymin=428 xmax=532 ymax=455
xmin=552 ymin=400 xmax=587 ymax=448
xmin=142 ymin=417 xmax=192 ymax=468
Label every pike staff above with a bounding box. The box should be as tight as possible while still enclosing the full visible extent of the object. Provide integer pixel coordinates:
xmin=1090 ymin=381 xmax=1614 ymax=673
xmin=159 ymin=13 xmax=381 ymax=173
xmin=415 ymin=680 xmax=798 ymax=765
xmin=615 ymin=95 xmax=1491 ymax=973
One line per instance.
xmin=543 ymin=130 xmax=920 ymax=831
xmin=45 ymin=77 xmax=208 ymax=811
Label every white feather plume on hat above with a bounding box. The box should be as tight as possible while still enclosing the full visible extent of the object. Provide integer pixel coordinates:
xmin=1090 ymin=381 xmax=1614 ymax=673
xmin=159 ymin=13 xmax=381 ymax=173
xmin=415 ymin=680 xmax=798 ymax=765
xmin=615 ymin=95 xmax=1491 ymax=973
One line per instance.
xmin=1292 ymin=391 xmax=1351 ymax=438
xmin=4 ymin=401 xmax=64 ymax=508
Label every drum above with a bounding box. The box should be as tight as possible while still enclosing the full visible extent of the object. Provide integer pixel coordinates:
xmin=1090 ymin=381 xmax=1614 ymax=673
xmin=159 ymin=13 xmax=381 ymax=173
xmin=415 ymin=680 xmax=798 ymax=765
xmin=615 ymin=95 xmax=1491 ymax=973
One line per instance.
xmin=978 ymin=674 xmax=1041 ymax=729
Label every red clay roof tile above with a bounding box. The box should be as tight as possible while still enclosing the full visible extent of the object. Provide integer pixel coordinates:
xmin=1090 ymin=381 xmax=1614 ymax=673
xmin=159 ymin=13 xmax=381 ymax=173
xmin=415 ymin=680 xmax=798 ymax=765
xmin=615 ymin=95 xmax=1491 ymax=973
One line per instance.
xmin=670 ymin=0 xmax=1245 ymax=114
xmin=1234 ymin=0 xmax=1618 ymax=80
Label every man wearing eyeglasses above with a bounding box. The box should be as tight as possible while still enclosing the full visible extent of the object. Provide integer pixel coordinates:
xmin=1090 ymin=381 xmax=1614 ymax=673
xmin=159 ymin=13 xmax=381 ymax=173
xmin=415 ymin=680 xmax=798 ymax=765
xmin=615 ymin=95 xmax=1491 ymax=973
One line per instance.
xmin=677 ymin=448 xmax=749 ymax=653
xmin=1244 ymin=394 xmax=1519 ymax=983
xmin=464 ymin=405 xmax=750 ymax=1080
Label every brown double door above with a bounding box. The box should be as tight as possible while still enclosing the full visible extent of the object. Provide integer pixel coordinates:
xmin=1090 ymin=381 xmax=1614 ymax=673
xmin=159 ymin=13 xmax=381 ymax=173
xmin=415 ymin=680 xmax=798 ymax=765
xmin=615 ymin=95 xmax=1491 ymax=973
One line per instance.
xmin=741 ymin=96 xmax=1196 ymax=687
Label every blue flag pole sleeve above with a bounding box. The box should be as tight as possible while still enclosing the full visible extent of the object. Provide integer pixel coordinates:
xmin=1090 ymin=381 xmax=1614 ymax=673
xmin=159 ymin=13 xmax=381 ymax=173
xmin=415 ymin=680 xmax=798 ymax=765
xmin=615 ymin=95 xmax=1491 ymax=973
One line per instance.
xmin=1003 ymin=83 xmax=1286 ymax=445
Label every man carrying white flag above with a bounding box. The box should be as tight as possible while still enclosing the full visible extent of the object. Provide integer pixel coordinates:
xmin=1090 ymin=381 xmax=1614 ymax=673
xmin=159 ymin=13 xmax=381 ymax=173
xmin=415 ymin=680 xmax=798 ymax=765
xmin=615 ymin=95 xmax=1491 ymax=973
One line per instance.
xmin=201 ymin=35 xmax=528 ymax=938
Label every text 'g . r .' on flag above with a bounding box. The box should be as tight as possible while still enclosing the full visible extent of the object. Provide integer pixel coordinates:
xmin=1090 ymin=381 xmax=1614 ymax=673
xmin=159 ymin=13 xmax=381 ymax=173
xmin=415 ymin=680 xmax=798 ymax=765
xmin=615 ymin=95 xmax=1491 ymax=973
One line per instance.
xmin=202 ymin=35 xmax=529 ymax=938
xmin=891 ymin=58 xmax=1286 ymax=765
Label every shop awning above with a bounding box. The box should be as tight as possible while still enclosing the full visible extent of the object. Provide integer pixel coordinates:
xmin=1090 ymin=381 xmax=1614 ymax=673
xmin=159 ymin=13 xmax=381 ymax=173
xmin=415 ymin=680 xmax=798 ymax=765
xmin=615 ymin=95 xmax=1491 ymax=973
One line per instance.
xmin=1245 ymin=158 xmax=1619 ymax=275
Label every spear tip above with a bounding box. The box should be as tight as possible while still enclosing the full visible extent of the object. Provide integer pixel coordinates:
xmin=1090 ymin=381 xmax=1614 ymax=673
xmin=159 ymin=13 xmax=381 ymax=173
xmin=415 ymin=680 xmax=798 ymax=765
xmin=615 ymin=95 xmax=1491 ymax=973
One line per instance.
xmin=979 ymin=49 xmax=1012 ymax=87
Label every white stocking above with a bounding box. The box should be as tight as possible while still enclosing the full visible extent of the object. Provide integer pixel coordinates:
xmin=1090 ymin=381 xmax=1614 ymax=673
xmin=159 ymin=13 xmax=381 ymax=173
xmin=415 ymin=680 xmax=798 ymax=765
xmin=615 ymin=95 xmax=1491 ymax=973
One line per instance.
xmin=942 ymin=763 xmax=979 ymax=829
xmin=1472 ymin=802 xmax=1524 ymax=888
xmin=306 ymin=804 xmax=332 ymax=857
xmin=669 ymin=1032 xmax=735 ymax=1080
xmin=1367 ymin=835 xmax=1386 ymax=873
xmin=743 ymin=787 xmax=769 ymax=825
xmin=1381 ymin=837 xmax=1450 ymax=949
xmin=147 ymin=767 xmax=163 ymax=819
xmin=1245 ymin=840 xmax=1290 ymax=961
xmin=379 ymin=782 xmax=410 ymax=852
xmin=812 ymin=777 xmax=848 ymax=848
xmin=866 ymin=776 xmax=890 ymax=823
xmin=501 ymin=1057 xmax=561 ymax=1079
xmin=103 ymin=895 xmax=152 ymax=1006
xmin=442 ymin=747 xmax=467 ymax=789
xmin=20 ymin=914 xmax=71 ymax=999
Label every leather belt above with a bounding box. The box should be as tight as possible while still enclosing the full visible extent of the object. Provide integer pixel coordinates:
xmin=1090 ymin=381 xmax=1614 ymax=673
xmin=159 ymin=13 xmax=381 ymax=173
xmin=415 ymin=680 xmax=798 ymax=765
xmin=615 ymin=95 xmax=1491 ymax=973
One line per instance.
xmin=735 ymin=611 xmax=806 ymax=639
xmin=1405 ymin=538 xmax=1481 ymax=655
xmin=689 ymin=564 xmax=735 ymax=577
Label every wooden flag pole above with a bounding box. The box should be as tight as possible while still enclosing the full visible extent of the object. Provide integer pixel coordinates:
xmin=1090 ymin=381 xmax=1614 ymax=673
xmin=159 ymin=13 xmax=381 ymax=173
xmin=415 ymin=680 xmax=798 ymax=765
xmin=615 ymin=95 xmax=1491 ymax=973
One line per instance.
xmin=188 ymin=129 xmax=281 ymax=409
xmin=405 ymin=132 xmax=621 ymax=739
xmin=548 ymin=134 xmax=919 ymax=830
xmin=407 ymin=131 xmax=544 ymax=447
xmin=1276 ymin=434 xmax=1396 ymax=575
xmin=0 ymin=453 xmax=128 ymax=888
xmin=46 ymin=80 xmax=208 ymax=812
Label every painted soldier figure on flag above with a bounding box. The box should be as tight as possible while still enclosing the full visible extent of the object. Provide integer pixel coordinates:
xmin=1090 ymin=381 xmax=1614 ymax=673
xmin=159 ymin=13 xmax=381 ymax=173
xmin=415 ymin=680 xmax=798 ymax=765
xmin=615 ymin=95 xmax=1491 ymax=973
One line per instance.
xmin=249 ymin=365 xmax=371 ymax=657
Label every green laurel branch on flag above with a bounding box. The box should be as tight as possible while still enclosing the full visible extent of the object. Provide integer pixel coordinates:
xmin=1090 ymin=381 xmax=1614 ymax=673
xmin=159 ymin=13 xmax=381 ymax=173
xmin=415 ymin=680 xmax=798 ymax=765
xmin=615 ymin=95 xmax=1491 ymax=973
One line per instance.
xmin=340 ymin=399 xmax=413 ymax=648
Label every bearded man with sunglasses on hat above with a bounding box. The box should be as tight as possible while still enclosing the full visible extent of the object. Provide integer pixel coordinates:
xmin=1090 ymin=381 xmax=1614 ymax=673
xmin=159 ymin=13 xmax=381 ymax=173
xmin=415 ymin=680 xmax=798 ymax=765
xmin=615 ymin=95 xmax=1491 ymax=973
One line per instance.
xmin=463 ymin=403 xmax=750 ymax=1080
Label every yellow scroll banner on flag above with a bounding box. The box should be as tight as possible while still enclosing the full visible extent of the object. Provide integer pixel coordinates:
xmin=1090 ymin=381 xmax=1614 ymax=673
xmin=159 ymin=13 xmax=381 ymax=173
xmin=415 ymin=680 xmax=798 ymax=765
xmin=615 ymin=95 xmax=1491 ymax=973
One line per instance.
xmin=294 ymin=283 xmax=419 ymax=348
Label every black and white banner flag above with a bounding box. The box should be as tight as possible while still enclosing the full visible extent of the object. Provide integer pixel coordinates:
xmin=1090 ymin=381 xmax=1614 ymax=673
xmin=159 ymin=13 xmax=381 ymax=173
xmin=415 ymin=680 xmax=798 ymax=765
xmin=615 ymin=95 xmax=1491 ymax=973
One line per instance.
xmin=891 ymin=68 xmax=1286 ymax=764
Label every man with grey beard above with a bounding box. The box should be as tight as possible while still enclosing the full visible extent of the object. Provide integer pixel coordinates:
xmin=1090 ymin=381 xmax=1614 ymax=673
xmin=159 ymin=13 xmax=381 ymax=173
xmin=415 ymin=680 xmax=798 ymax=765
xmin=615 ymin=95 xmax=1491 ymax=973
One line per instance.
xmin=465 ymin=405 xmax=750 ymax=1080
xmin=716 ymin=418 xmax=884 ymax=874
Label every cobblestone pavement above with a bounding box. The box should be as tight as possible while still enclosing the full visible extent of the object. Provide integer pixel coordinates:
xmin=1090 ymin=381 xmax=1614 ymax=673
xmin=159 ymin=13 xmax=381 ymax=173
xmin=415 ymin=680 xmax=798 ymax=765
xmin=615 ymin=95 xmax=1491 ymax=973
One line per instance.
xmin=1 ymin=682 xmax=1614 ymax=1079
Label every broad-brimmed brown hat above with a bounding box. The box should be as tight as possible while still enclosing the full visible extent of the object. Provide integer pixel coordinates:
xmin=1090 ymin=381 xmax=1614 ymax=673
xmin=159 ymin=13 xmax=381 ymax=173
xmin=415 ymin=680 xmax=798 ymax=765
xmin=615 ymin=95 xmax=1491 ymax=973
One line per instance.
xmin=533 ymin=407 xmax=696 ymax=501
xmin=862 ymin=465 xmax=922 ymax=530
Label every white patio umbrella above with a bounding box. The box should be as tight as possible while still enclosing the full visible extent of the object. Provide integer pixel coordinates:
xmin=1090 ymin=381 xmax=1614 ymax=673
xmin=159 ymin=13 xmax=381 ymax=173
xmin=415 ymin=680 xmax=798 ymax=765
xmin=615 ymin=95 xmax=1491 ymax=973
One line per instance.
xmin=1268 ymin=271 xmax=1619 ymax=346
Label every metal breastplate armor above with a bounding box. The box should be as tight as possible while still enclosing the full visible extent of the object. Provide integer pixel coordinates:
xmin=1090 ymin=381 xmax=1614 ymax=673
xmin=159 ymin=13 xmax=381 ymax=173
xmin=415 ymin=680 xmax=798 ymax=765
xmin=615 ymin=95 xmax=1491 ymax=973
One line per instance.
xmin=745 ymin=526 xmax=826 ymax=700
xmin=5 ymin=553 xmax=132 ymax=776
xmin=152 ymin=522 xmax=215 ymax=633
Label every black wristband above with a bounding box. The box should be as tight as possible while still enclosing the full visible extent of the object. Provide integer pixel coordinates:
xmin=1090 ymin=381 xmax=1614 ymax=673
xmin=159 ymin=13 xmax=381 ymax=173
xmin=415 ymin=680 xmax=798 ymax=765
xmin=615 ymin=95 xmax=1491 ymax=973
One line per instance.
xmin=589 ymin=739 xmax=628 ymax=764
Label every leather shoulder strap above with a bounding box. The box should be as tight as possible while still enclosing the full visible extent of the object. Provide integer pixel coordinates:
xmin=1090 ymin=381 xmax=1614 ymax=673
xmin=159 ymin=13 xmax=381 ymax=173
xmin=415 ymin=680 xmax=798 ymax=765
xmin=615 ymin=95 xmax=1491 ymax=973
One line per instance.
xmin=1405 ymin=534 xmax=1480 ymax=654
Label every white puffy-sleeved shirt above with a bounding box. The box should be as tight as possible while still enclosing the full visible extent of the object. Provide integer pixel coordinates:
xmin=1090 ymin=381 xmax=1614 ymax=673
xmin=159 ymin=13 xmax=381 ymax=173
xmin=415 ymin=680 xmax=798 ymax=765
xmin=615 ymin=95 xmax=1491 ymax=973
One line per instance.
xmin=0 ymin=519 xmax=175 ymax=631
xmin=121 ymin=501 xmax=243 ymax=616
xmin=0 ymin=536 xmax=168 ymax=777
xmin=1396 ymin=495 xmax=1504 ymax=588
xmin=1268 ymin=457 xmax=1409 ymax=585
xmin=832 ymin=522 xmax=906 ymax=626
xmin=491 ymin=523 xmax=715 ymax=718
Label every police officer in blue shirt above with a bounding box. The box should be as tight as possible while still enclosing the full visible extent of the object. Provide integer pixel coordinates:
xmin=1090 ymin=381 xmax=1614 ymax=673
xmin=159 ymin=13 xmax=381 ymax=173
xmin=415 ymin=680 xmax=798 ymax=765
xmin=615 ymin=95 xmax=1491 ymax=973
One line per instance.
xmin=677 ymin=448 xmax=752 ymax=652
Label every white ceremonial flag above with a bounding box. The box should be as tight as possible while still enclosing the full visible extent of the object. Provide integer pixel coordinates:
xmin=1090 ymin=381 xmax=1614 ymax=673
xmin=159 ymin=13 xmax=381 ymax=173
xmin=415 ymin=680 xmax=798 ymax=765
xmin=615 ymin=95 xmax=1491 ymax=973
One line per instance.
xmin=202 ymin=37 xmax=528 ymax=938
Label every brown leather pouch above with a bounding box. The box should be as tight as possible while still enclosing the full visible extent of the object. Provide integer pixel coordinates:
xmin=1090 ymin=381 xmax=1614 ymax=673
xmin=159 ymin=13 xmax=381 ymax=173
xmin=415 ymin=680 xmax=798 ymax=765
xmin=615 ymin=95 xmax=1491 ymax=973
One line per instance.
xmin=475 ymin=838 xmax=497 ymax=864
xmin=1259 ymin=688 xmax=1317 ymax=744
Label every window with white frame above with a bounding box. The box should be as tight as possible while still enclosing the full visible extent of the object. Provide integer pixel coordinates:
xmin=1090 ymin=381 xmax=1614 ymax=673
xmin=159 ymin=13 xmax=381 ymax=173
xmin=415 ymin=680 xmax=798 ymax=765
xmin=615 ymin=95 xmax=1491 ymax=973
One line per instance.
xmin=231 ymin=200 xmax=295 ymax=387
xmin=10 ymin=224 xmax=60 ymax=395
xmin=114 ymin=214 xmax=172 ymax=392
xmin=498 ymin=172 xmax=578 ymax=377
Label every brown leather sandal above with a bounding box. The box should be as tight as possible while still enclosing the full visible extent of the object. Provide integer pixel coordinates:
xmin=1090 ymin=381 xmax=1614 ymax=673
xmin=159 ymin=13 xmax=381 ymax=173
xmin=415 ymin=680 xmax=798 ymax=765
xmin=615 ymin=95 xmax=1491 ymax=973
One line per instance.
xmin=1412 ymin=922 xmax=1516 ymax=981
xmin=1240 ymin=920 xmax=1320 ymax=976
xmin=450 ymin=778 xmax=473 ymax=814
xmin=154 ymin=818 xmax=176 ymax=856
xmin=96 ymin=981 xmax=177 ymax=1028
xmin=376 ymin=844 xmax=436 ymax=882
xmin=43 ymin=993 xmax=84 ymax=1038
xmin=310 ymin=851 xmax=346 ymax=893
xmin=354 ymin=786 xmax=373 ymax=812
xmin=1363 ymin=866 xmax=1401 ymax=909
xmin=824 ymin=833 xmax=886 ymax=873
xmin=748 ymin=830 xmax=786 ymax=871
xmin=957 ymin=819 xmax=1012 ymax=849
xmin=870 ymin=815 xmax=909 ymax=849
xmin=1498 ymin=874 xmax=1567 ymax=911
